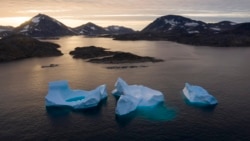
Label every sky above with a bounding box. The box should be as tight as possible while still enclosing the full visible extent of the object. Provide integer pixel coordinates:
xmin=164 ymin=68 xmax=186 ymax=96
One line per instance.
xmin=0 ymin=0 xmax=250 ymax=30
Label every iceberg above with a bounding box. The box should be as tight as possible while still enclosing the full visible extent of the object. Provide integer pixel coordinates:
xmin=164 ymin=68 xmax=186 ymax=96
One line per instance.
xmin=182 ymin=83 xmax=218 ymax=106
xmin=112 ymin=78 xmax=165 ymax=115
xmin=45 ymin=80 xmax=107 ymax=109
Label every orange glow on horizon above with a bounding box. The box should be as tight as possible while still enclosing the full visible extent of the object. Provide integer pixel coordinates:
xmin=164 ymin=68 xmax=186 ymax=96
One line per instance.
xmin=0 ymin=17 xmax=30 ymax=27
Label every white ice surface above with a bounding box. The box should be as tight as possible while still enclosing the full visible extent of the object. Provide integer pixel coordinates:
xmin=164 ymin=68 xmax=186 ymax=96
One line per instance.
xmin=45 ymin=80 xmax=107 ymax=109
xmin=183 ymin=83 xmax=218 ymax=105
xmin=112 ymin=78 xmax=164 ymax=115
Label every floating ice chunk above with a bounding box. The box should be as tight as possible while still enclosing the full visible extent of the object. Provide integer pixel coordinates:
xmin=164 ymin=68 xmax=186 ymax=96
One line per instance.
xmin=183 ymin=83 xmax=218 ymax=106
xmin=115 ymin=94 xmax=140 ymax=115
xmin=112 ymin=78 xmax=165 ymax=115
xmin=45 ymin=80 xmax=107 ymax=109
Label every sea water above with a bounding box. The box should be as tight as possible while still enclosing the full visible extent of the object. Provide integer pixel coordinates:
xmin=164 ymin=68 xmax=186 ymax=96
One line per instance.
xmin=0 ymin=36 xmax=250 ymax=140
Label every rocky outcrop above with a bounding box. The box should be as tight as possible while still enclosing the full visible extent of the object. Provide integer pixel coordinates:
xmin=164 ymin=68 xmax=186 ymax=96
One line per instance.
xmin=0 ymin=34 xmax=63 ymax=62
xmin=69 ymin=46 xmax=163 ymax=64
xmin=69 ymin=46 xmax=115 ymax=59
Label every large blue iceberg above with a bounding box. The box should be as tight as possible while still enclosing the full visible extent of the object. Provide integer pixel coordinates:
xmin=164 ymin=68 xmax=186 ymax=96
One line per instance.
xmin=182 ymin=83 xmax=218 ymax=106
xmin=112 ymin=78 xmax=165 ymax=115
xmin=45 ymin=80 xmax=107 ymax=109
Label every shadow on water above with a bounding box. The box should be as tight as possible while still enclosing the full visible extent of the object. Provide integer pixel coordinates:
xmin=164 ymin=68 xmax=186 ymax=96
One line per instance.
xmin=182 ymin=93 xmax=218 ymax=112
xmin=115 ymin=102 xmax=177 ymax=127
xmin=115 ymin=111 xmax=138 ymax=127
xmin=46 ymin=106 xmax=72 ymax=117
xmin=45 ymin=98 xmax=108 ymax=118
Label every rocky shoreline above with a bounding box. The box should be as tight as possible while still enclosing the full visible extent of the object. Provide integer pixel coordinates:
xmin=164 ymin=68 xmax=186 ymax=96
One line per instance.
xmin=0 ymin=34 xmax=63 ymax=62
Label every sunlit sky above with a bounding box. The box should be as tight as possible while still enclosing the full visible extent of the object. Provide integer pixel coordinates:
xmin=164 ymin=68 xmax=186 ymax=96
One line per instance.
xmin=0 ymin=0 xmax=250 ymax=30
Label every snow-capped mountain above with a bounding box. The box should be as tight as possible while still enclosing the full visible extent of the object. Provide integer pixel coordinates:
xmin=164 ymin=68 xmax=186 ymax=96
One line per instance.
xmin=141 ymin=15 xmax=240 ymax=35
xmin=208 ymin=21 xmax=238 ymax=32
xmin=114 ymin=15 xmax=250 ymax=47
xmin=142 ymin=15 xmax=207 ymax=34
xmin=14 ymin=14 xmax=76 ymax=37
xmin=73 ymin=23 xmax=135 ymax=36
xmin=105 ymin=26 xmax=135 ymax=35
xmin=73 ymin=22 xmax=107 ymax=36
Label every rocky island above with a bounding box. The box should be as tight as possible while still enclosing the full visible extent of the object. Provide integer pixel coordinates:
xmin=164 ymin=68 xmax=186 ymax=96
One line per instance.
xmin=69 ymin=46 xmax=163 ymax=64
xmin=0 ymin=34 xmax=63 ymax=62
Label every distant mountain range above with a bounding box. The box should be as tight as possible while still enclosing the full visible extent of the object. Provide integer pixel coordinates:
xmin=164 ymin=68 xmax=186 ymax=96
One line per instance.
xmin=74 ymin=22 xmax=134 ymax=36
xmin=0 ymin=14 xmax=135 ymax=38
xmin=114 ymin=15 xmax=250 ymax=47
xmin=1 ymin=14 xmax=250 ymax=46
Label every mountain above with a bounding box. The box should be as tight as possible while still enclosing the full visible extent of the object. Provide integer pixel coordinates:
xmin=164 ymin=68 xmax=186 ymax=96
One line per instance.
xmin=114 ymin=15 xmax=250 ymax=47
xmin=14 ymin=14 xmax=76 ymax=37
xmin=73 ymin=22 xmax=135 ymax=36
xmin=208 ymin=21 xmax=237 ymax=32
xmin=0 ymin=26 xmax=15 ymax=38
xmin=141 ymin=15 xmax=240 ymax=35
xmin=142 ymin=15 xmax=208 ymax=34
xmin=73 ymin=22 xmax=107 ymax=36
xmin=0 ymin=34 xmax=63 ymax=62
xmin=105 ymin=26 xmax=135 ymax=35
xmin=0 ymin=26 xmax=14 ymax=32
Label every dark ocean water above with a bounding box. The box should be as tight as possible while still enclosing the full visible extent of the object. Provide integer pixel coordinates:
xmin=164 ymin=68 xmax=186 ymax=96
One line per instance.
xmin=0 ymin=36 xmax=250 ymax=141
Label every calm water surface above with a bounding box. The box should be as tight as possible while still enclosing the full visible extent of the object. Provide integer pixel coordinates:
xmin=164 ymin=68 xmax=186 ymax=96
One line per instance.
xmin=0 ymin=36 xmax=250 ymax=141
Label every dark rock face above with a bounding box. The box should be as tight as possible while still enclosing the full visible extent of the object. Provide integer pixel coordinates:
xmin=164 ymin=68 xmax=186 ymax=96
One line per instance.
xmin=0 ymin=34 xmax=63 ymax=62
xmin=114 ymin=15 xmax=250 ymax=47
xmin=69 ymin=46 xmax=163 ymax=64
xmin=69 ymin=46 xmax=115 ymax=59
xmin=14 ymin=14 xmax=76 ymax=37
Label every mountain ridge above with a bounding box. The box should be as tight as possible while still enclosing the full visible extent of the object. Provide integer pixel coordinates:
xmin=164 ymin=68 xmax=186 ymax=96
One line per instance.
xmin=114 ymin=15 xmax=250 ymax=47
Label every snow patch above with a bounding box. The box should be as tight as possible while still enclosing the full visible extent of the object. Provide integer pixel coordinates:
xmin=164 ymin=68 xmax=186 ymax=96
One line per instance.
xmin=230 ymin=22 xmax=237 ymax=25
xmin=185 ymin=22 xmax=199 ymax=27
xmin=113 ymin=26 xmax=120 ymax=30
xmin=20 ymin=25 xmax=29 ymax=32
xmin=90 ymin=26 xmax=96 ymax=30
xmin=210 ymin=27 xmax=221 ymax=31
xmin=188 ymin=30 xmax=199 ymax=34
xmin=164 ymin=19 xmax=179 ymax=26
xmin=32 ymin=17 xmax=40 ymax=23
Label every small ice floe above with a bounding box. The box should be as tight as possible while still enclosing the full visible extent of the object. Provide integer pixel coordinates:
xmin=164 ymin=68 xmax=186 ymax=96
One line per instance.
xmin=182 ymin=83 xmax=218 ymax=106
